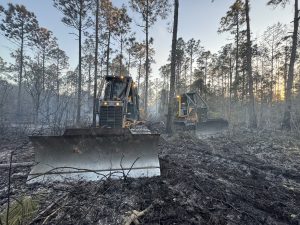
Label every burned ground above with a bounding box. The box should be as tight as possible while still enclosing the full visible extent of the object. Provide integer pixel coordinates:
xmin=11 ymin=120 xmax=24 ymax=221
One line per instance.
xmin=0 ymin=128 xmax=300 ymax=225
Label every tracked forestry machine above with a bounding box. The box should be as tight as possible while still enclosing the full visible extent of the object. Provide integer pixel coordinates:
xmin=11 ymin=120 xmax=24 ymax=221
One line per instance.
xmin=174 ymin=92 xmax=228 ymax=132
xmin=28 ymin=75 xmax=160 ymax=183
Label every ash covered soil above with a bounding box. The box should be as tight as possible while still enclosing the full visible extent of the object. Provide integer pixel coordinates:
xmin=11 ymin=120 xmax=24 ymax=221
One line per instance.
xmin=0 ymin=128 xmax=300 ymax=225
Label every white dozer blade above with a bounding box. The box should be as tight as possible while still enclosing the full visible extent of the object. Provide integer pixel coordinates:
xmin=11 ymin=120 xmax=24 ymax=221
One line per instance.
xmin=27 ymin=128 xmax=160 ymax=183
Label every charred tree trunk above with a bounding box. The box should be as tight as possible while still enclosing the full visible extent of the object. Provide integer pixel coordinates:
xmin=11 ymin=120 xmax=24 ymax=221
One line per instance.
xmin=128 ymin=51 xmax=131 ymax=75
xmin=229 ymin=56 xmax=233 ymax=119
xmin=166 ymin=0 xmax=179 ymax=134
xmin=42 ymin=50 xmax=45 ymax=90
xmin=245 ymin=0 xmax=257 ymax=128
xmin=234 ymin=15 xmax=239 ymax=100
xmin=17 ymin=23 xmax=24 ymax=119
xmin=204 ymin=55 xmax=208 ymax=100
xmin=119 ymin=35 xmax=123 ymax=76
xmin=282 ymin=0 xmax=298 ymax=130
xmin=137 ymin=57 xmax=142 ymax=94
xmin=284 ymin=45 xmax=289 ymax=95
xmin=76 ymin=0 xmax=83 ymax=125
xmin=144 ymin=0 xmax=149 ymax=116
xmin=56 ymin=58 xmax=60 ymax=106
xmin=106 ymin=30 xmax=111 ymax=77
xmin=88 ymin=58 xmax=92 ymax=97
xmin=270 ymin=38 xmax=274 ymax=104
xmin=190 ymin=50 xmax=193 ymax=87
xmin=93 ymin=0 xmax=99 ymax=127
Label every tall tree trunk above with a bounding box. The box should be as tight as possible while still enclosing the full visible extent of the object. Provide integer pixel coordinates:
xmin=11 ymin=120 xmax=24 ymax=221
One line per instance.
xmin=245 ymin=0 xmax=257 ymax=128
xmin=242 ymin=70 xmax=245 ymax=102
xmin=42 ymin=50 xmax=45 ymax=90
xmin=34 ymin=95 xmax=40 ymax=125
xmin=229 ymin=56 xmax=232 ymax=119
xmin=17 ymin=24 xmax=24 ymax=119
xmin=56 ymin=58 xmax=60 ymax=106
xmin=234 ymin=15 xmax=239 ymax=100
xmin=270 ymin=38 xmax=274 ymax=104
xmin=166 ymin=0 xmax=179 ymax=134
xmin=184 ymin=62 xmax=187 ymax=92
xmin=282 ymin=0 xmax=298 ymax=130
xmin=42 ymin=50 xmax=49 ymax=121
xmin=46 ymin=93 xmax=51 ymax=123
xmin=128 ymin=51 xmax=131 ymax=75
xmin=98 ymin=60 xmax=105 ymax=97
xmin=93 ymin=0 xmax=99 ymax=127
xmin=204 ymin=55 xmax=208 ymax=100
xmin=106 ymin=30 xmax=111 ymax=77
xmin=88 ymin=58 xmax=92 ymax=98
xmin=76 ymin=1 xmax=83 ymax=125
xmin=137 ymin=57 xmax=142 ymax=93
xmin=119 ymin=35 xmax=123 ymax=76
xmin=222 ymin=71 xmax=224 ymax=97
xmin=144 ymin=0 xmax=149 ymax=116
xmin=255 ymin=59 xmax=259 ymax=98
xmin=190 ymin=50 xmax=193 ymax=87
xmin=260 ymin=59 xmax=264 ymax=123
xmin=284 ymin=45 xmax=288 ymax=96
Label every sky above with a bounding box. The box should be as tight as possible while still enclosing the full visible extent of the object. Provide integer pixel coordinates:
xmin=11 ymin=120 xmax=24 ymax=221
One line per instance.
xmin=0 ymin=0 xmax=294 ymax=81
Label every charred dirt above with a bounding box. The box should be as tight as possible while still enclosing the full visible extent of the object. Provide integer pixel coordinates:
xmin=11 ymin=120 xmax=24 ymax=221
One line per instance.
xmin=0 ymin=128 xmax=300 ymax=225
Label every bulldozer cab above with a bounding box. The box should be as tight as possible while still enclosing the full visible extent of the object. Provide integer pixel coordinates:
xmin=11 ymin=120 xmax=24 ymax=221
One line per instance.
xmin=104 ymin=78 xmax=128 ymax=100
xmin=99 ymin=76 xmax=139 ymax=128
xmin=175 ymin=92 xmax=208 ymax=123
xmin=174 ymin=92 xmax=229 ymax=133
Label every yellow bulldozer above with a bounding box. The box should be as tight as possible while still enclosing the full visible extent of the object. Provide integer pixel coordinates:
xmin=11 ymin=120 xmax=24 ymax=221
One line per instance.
xmin=27 ymin=75 xmax=160 ymax=183
xmin=174 ymin=92 xmax=228 ymax=132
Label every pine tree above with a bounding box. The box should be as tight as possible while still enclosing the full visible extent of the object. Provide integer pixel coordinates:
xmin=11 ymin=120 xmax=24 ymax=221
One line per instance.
xmin=267 ymin=0 xmax=299 ymax=130
xmin=245 ymin=0 xmax=257 ymax=128
xmin=93 ymin=0 xmax=100 ymax=127
xmin=166 ymin=0 xmax=179 ymax=134
xmin=130 ymin=0 xmax=170 ymax=116
xmin=185 ymin=39 xmax=202 ymax=87
xmin=31 ymin=27 xmax=58 ymax=90
xmin=0 ymin=4 xmax=38 ymax=118
xmin=219 ymin=0 xmax=246 ymax=100
xmin=48 ymin=47 xmax=69 ymax=104
xmin=53 ymin=0 xmax=91 ymax=124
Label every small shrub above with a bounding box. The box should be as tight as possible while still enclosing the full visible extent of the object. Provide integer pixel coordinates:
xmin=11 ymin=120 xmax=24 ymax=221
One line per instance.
xmin=0 ymin=196 xmax=39 ymax=225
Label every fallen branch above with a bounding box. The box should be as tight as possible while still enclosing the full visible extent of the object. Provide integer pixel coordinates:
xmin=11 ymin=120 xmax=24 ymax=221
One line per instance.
xmin=123 ymin=204 xmax=153 ymax=225
xmin=120 ymin=155 xmax=140 ymax=181
xmin=28 ymin=194 xmax=67 ymax=225
xmin=0 ymin=162 xmax=34 ymax=169
xmin=41 ymin=206 xmax=62 ymax=225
